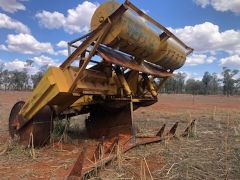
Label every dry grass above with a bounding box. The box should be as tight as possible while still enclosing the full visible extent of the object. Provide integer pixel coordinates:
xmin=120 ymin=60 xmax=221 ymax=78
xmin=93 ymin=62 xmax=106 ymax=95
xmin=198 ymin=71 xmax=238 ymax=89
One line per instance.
xmin=0 ymin=92 xmax=240 ymax=179
xmin=2 ymin=107 xmax=239 ymax=179
xmin=97 ymin=108 xmax=240 ymax=179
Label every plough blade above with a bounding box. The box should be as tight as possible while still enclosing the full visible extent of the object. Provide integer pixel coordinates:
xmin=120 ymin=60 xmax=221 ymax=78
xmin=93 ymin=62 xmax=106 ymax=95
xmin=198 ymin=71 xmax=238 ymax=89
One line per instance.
xmin=166 ymin=122 xmax=178 ymax=136
xmin=156 ymin=124 xmax=166 ymax=137
xmin=182 ymin=119 xmax=196 ymax=137
xmin=68 ymin=144 xmax=87 ymax=179
xmin=9 ymin=101 xmax=53 ymax=147
xmin=67 ymin=121 xmax=196 ymax=179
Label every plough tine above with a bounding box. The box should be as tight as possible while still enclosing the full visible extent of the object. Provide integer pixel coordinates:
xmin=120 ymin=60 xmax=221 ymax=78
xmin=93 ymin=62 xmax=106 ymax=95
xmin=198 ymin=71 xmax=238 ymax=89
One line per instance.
xmin=156 ymin=124 xmax=166 ymax=137
xmin=182 ymin=119 xmax=196 ymax=137
xmin=68 ymin=144 xmax=87 ymax=179
xmin=91 ymin=138 xmax=104 ymax=162
xmin=105 ymin=136 xmax=119 ymax=154
xmin=166 ymin=122 xmax=178 ymax=136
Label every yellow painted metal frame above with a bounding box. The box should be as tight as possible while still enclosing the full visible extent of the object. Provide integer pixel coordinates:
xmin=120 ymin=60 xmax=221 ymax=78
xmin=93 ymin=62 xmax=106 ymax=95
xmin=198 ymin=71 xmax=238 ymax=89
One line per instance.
xmin=17 ymin=0 xmax=192 ymax=130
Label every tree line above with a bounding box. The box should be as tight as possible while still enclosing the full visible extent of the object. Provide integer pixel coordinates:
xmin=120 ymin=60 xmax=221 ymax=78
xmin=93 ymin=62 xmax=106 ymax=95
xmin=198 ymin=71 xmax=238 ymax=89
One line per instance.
xmin=0 ymin=62 xmax=239 ymax=96
xmin=161 ymin=67 xmax=240 ymax=96
xmin=0 ymin=63 xmax=43 ymax=91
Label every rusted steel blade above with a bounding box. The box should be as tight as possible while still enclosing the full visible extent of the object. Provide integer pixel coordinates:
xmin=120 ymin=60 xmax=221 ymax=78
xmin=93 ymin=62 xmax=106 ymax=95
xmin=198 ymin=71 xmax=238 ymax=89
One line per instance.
xmin=68 ymin=144 xmax=87 ymax=179
xmin=156 ymin=124 xmax=166 ymax=137
xmin=69 ymin=121 xmax=194 ymax=178
xmin=9 ymin=101 xmax=53 ymax=147
xmin=97 ymin=46 xmax=173 ymax=78
xmin=86 ymin=103 xmax=133 ymax=138
xmin=81 ymin=137 xmax=130 ymax=176
xmin=77 ymin=128 xmax=185 ymax=178
xmin=9 ymin=101 xmax=25 ymax=138
xmin=182 ymin=119 xmax=196 ymax=137
xmin=105 ymin=136 xmax=119 ymax=154
xmin=166 ymin=122 xmax=178 ymax=136
xmin=91 ymin=138 xmax=104 ymax=162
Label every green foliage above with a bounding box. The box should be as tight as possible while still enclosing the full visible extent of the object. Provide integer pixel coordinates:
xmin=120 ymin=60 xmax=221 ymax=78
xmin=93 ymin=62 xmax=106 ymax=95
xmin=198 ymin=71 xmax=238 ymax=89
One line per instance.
xmin=222 ymin=67 xmax=239 ymax=96
xmin=31 ymin=72 xmax=43 ymax=88
xmin=164 ymin=72 xmax=186 ymax=93
xmin=202 ymin=72 xmax=212 ymax=94
xmin=0 ymin=70 xmax=29 ymax=90
xmin=0 ymin=63 xmax=4 ymax=87
xmin=52 ymin=120 xmax=66 ymax=137
xmin=0 ymin=64 xmax=46 ymax=91
xmin=161 ymin=68 xmax=239 ymax=95
xmin=185 ymin=79 xmax=203 ymax=94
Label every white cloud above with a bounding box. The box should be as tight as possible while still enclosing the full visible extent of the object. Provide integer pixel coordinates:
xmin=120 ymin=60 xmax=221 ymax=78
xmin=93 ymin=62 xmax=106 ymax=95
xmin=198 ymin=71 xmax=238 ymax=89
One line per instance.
xmin=64 ymin=1 xmax=98 ymax=33
xmin=0 ymin=33 xmax=54 ymax=55
xmin=2 ymin=55 xmax=60 ymax=75
xmin=0 ymin=0 xmax=26 ymax=13
xmin=176 ymin=71 xmax=202 ymax=81
xmin=220 ymin=55 xmax=240 ymax=69
xmin=56 ymin=41 xmax=69 ymax=56
xmin=195 ymin=0 xmax=240 ymax=15
xmin=195 ymin=0 xmax=209 ymax=7
xmin=36 ymin=1 xmax=98 ymax=34
xmin=5 ymin=59 xmax=25 ymax=70
xmin=0 ymin=44 xmax=8 ymax=51
xmin=0 ymin=13 xmax=30 ymax=33
xmin=186 ymin=53 xmax=216 ymax=66
xmin=3 ymin=59 xmax=39 ymax=75
xmin=206 ymin=56 xmax=216 ymax=64
xmin=170 ymin=22 xmax=240 ymax=55
xmin=32 ymin=55 xmax=59 ymax=67
xmin=57 ymin=49 xmax=68 ymax=56
xmin=186 ymin=54 xmax=205 ymax=66
xmin=56 ymin=40 xmax=68 ymax=48
xmin=36 ymin=11 xmax=65 ymax=29
xmin=56 ymin=40 xmax=83 ymax=56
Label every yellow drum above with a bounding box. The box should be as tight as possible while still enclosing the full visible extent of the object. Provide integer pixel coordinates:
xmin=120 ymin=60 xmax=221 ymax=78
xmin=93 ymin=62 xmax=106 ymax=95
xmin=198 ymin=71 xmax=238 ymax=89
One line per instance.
xmin=91 ymin=1 xmax=187 ymax=70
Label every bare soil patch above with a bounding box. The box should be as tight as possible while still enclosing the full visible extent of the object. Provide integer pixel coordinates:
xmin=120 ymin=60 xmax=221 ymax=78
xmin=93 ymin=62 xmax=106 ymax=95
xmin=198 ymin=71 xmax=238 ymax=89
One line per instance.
xmin=0 ymin=91 xmax=239 ymax=179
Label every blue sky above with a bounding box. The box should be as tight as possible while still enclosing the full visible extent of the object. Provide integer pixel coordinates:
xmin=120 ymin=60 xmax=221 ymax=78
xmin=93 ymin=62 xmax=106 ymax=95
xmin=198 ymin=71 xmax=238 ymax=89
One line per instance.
xmin=0 ymin=0 xmax=239 ymax=79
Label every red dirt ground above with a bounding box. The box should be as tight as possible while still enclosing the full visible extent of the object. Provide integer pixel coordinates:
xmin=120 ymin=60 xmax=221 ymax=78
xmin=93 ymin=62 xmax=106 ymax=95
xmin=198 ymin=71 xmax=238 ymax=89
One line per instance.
xmin=149 ymin=93 xmax=240 ymax=111
xmin=0 ymin=91 xmax=240 ymax=179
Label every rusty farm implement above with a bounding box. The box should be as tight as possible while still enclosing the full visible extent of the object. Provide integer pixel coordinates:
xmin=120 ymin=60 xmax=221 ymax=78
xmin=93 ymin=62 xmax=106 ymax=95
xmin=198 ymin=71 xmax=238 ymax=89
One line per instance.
xmin=8 ymin=1 xmax=193 ymax=179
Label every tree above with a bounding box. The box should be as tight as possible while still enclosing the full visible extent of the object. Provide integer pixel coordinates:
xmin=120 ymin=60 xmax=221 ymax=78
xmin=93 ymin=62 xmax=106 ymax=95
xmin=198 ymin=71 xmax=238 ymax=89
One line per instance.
xmin=31 ymin=71 xmax=43 ymax=88
xmin=2 ymin=70 xmax=10 ymax=90
xmin=185 ymin=79 xmax=203 ymax=95
xmin=9 ymin=71 xmax=28 ymax=90
xmin=164 ymin=77 xmax=176 ymax=93
xmin=209 ymin=73 xmax=219 ymax=94
xmin=0 ymin=63 xmax=4 ymax=89
xmin=202 ymin=72 xmax=212 ymax=95
xmin=222 ymin=67 xmax=239 ymax=96
xmin=236 ymin=78 xmax=240 ymax=95
xmin=174 ymin=73 xmax=186 ymax=93
xmin=163 ymin=73 xmax=186 ymax=93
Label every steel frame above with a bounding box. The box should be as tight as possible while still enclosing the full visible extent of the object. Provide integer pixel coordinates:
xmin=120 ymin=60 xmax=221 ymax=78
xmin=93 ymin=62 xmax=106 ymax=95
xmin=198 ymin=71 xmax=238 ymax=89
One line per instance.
xmin=62 ymin=0 xmax=193 ymax=94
